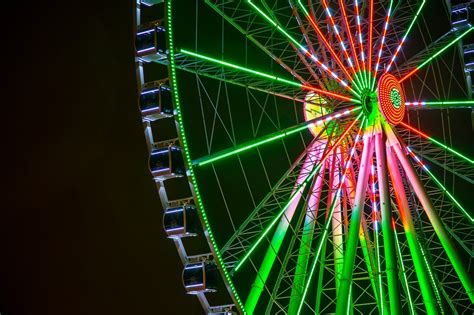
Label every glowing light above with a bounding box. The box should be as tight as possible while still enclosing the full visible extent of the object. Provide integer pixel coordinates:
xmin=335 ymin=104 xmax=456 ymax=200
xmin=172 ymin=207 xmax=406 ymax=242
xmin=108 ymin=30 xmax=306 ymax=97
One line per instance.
xmin=399 ymin=121 xmax=474 ymax=165
xmin=405 ymin=100 xmax=474 ymax=107
xmin=297 ymin=0 xmax=354 ymax=82
xmin=179 ymin=49 xmax=359 ymax=103
xmin=406 ymin=147 xmax=473 ymax=222
xmin=234 ymin=113 xmax=363 ymax=273
xmin=399 ymin=27 xmax=474 ymax=83
xmin=194 ymin=107 xmax=361 ymax=166
xmin=386 ymin=0 xmax=426 ymax=72
xmin=354 ymin=0 xmax=366 ymax=67
xmin=374 ymin=0 xmax=394 ymax=74
xmin=322 ymin=0 xmax=356 ymax=76
xmin=377 ymin=73 xmax=405 ymax=125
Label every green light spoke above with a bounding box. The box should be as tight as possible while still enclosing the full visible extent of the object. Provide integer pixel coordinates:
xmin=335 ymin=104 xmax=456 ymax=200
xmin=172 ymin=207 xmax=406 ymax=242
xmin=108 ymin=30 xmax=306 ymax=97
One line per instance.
xmin=247 ymin=0 xmax=359 ymax=96
xmin=400 ymin=27 xmax=474 ymax=83
xmin=393 ymin=224 xmax=416 ymax=315
xmin=179 ymin=49 xmax=360 ymax=103
xmin=400 ymin=121 xmax=474 ymax=165
xmin=386 ymin=0 xmax=426 ymax=73
xmin=233 ymin=113 xmax=363 ymax=273
xmin=406 ymin=100 xmax=474 ymax=108
xmin=297 ymin=117 xmax=366 ymax=314
xmin=193 ymin=107 xmax=361 ymax=166
xmin=410 ymin=158 xmax=473 ymax=223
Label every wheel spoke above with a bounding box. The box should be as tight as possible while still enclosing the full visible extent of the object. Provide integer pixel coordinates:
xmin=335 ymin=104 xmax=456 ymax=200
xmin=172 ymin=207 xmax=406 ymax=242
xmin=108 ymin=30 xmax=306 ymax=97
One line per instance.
xmin=296 ymin=118 xmax=366 ymax=314
xmin=293 ymin=0 xmax=353 ymax=82
xmin=321 ymin=0 xmax=357 ymax=77
xmin=406 ymin=100 xmax=474 ymax=108
xmin=399 ymin=27 xmax=474 ymax=83
xmin=385 ymin=0 xmax=427 ymax=73
xmin=399 ymin=121 xmax=474 ymax=165
xmin=406 ymin=147 xmax=473 ymax=223
xmin=179 ymin=49 xmax=360 ymax=103
xmin=374 ymin=0 xmax=394 ymax=76
xmin=246 ymin=0 xmax=359 ymax=96
xmin=193 ymin=107 xmax=361 ymax=166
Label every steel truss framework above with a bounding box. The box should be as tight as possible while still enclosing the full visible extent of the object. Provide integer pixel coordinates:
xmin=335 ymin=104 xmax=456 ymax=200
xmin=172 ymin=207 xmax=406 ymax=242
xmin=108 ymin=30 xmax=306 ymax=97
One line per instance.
xmin=135 ymin=0 xmax=474 ymax=314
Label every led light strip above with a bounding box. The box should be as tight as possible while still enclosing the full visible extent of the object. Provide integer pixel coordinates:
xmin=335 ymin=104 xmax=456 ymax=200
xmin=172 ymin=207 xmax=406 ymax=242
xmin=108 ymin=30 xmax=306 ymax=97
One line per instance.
xmin=399 ymin=27 xmax=474 ymax=83
xmin=374 ymin=0 xmax=394 ymax=74
xmin=297 ymin=117 xmax=366 ymax=314
xmin=405 ymin=100 xmax=474 ymax=107
xmin=386 ymin=0 xmax=426 ymax=73
xmin=399 ymin=121 xmax=474 ymax=165
xmin=295 ymin=0 xmax=353 ymax=82
xmin=179 ymin=49 xmax=360 ymax=103
xmin=194 ymin=107 xmax=362 ymax=166
xmin=406 ymin=147 xmax=473 ymax=222
xmin=247 ymin=0 xmax=360 ymax=96
xmin=322 ymin=0 xmax=356 ymax=75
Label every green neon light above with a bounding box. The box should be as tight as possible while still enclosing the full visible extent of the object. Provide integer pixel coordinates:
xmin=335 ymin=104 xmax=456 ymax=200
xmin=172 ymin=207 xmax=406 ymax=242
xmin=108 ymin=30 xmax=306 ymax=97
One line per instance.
xmin=194 ymin=107 xmax=361 ymax=166
xmin=418 ymin=242 xmax=444 ymax=313
xmin=166 ymin=1 xmax=246 ymax=312
xmin=401 ymin=122 xmax=474 ymax=165
xmin=297 ymin=116 xmax=365 ymax=314
xmin=180 ymin=49 xmax=360 ymax=104
xmin=233 ymin=165 xmax=316 ymax=273
xmin=235 ymin=113 xmax=363 ymax=274
xmin=419 ymin=164 xmax=473 ymax=223
xmin=417 ymin=27 xmax=473 ymax=71
xmin=393 ymin=229 xmax=416 ymax=315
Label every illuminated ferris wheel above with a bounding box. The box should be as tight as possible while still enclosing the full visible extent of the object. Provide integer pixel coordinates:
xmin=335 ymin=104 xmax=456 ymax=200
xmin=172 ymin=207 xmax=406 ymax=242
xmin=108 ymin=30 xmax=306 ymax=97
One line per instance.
xmin=134 ymin=0 xmax=474 ymax=314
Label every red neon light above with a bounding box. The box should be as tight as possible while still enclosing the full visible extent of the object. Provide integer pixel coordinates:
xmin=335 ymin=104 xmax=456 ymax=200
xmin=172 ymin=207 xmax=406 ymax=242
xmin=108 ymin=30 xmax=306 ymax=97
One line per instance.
xmin=377 ymin=73 xmax=405 ymax=125
xmin=399 ymin=121 xmax=429 ymax=139
xmin=339 ymin=0 xmax=361 ymax=72
xmin=322 ymin=0 xmax=356 ymax=77
xmin=355 ymin=0 xmax=366 ymax=69
xmin=305 ymin=13 xmax=352 ymax=81
xmin=399 ymin=68 xmax=418 ymax=83
xmin=302 ymin=85 xmax=355 ymax=103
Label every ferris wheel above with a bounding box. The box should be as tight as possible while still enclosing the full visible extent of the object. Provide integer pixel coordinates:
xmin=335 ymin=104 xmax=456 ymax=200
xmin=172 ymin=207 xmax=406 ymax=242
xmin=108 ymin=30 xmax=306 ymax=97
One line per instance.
xmin=134 ymin=0 xmax=474 ymax=314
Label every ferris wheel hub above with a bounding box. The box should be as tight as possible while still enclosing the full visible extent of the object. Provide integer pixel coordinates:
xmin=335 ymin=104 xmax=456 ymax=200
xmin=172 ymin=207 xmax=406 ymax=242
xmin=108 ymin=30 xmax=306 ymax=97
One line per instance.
xmin=376 ymin=73 xmax=406 ymax=125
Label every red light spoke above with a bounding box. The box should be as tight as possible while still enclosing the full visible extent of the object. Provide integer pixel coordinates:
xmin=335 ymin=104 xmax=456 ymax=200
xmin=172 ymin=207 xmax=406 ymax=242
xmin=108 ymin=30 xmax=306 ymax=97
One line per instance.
xmin=354 ymin=0 xmax=366 ymax=69
xmin=322 ymin=0 xmax=357 ymax=78
xmin=375 ymin=2 xmax=394 ymax=74
xmin=300 ymin=5 xmax=353 ymax=82
xmin=339 ymin=0 xmax=361 ymax=72
xmin=368 ymin=0 xmax=374 ymax=75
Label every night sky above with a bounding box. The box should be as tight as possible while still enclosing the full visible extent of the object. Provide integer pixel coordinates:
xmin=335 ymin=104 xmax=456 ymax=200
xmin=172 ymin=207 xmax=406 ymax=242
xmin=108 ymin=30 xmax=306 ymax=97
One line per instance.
xmin=1 ymin=1 xmax=473 ymax=315
xmin=1 ymin=2 xmax=202 ymax=314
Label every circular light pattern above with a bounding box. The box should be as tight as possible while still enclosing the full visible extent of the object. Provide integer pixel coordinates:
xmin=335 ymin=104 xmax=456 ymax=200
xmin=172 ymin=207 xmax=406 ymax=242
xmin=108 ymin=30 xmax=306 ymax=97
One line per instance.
xmin=390 ymin=88 xmax=401 ymax=109
xmin=304 ymin=92 xmax=331 ymax=136
xmin=377 ymin=73 xmax=405 ymax=125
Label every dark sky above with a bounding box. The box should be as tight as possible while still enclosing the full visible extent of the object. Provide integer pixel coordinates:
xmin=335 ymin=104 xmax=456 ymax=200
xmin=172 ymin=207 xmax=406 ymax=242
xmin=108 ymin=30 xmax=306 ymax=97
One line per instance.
xmin=1 ymin=1 xmax=202 ymax=314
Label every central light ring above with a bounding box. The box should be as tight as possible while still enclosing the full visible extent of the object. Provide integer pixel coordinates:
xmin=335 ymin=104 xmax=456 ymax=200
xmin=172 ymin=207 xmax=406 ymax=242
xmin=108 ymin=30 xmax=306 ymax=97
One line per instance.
xmin=377 ymin=73 xmax=405 ymax=125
